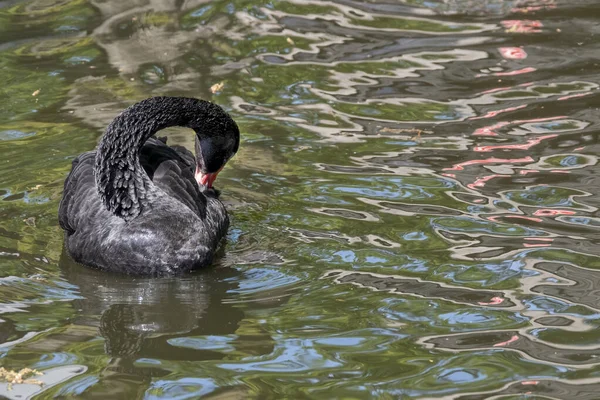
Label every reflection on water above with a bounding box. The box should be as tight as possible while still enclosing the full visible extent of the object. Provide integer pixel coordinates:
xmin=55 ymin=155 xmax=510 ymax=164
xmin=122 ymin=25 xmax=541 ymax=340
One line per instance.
xmin=2 ymin=0 xmax=600 ymax=397
xmin=51 ymin=252 xmax=247 ymax=398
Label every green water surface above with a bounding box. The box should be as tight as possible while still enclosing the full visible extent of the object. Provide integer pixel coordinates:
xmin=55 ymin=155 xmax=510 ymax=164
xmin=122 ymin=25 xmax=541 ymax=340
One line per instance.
xmin=1 ymin=0 xmax=600 ymax=398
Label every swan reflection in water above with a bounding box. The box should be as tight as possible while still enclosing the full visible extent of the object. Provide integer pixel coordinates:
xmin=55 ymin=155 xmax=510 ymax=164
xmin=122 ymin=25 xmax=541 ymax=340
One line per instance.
xmin=59 ymin=249 xmax=244 ymax=397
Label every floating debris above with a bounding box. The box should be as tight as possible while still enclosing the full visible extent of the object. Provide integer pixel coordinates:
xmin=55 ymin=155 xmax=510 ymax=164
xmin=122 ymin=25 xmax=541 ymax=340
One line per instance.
xmin=378 ymin=127 xmax=431 ymax=142
xmin=286 ymin=37 xmax=295 ymax=45
xmin=23 ymin=217 xmax=36 ymax=228
xmin=31 ymin=89 xmax=40 ymax=97
xmin=293 ymin=146 xmax=310 ymax=153
xmin=0 ymin=368 xmax=43 ymax=390
xmin=379 ymin=127 xmax=431 ymax=135
xmin=210 ymin=82 xmax=224 ymax=93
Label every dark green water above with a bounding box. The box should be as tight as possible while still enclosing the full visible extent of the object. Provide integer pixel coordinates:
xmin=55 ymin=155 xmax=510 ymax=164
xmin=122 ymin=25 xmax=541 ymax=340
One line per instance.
xmin=2 ymin=0 xmax=600 ymax=398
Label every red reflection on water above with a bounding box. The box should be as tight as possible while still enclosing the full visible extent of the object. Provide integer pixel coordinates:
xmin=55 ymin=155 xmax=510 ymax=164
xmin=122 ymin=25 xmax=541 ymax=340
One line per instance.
xmin=550 ymin=170 xmax=570 ymax=174
xmin=481 ymin=86 xmax=511 ymax=95
xmin=523 ymin=243 xmax=550 ymax=248
xmin=470 ymin=105 xmax=527 ymax=121
xmin=445 ymin=156 xmax=534 ymax=171
xmin=493 ymin=334 xmax=519 ymax=347
xmin=521 ymin=381 xmax=540 ymax=385
xmin=441 ymin=173 xmax=456 ymax=178
xmin=525 ymin=238 xmax=553 ymax=242
xmin=478 ymin=296 xmax=504 ymax=306
xmin=499 ymin=47 xmax=527 ymax=59
xmin=533 ymin=209 xmax=576 ymax=217
xmin=472 ymin=115 xmax=567 ymax=137
xmin=474 ymin=134 xmax=557 ymax=152
xmin=519 ymin=169 xmax=539 ymax=175
xmin=473 ymin=124 xmax=505 ymax=137
xmin=473 ymin=129 xmax=498 ymax=137
xmin=467 ymin=174 xmax=509 ymax=189
xmin=501 ymin=20 xmax=543 ymax=33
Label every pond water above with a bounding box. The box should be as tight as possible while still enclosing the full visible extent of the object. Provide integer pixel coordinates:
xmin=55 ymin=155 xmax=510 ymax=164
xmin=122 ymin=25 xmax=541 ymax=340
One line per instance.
xmin=1 ymin=0 xmax=600 ymax=398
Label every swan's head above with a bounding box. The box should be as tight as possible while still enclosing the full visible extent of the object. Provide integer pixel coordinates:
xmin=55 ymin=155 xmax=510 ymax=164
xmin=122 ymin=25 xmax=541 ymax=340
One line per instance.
xmin=193 ymin=110 xmax=240 ymax=189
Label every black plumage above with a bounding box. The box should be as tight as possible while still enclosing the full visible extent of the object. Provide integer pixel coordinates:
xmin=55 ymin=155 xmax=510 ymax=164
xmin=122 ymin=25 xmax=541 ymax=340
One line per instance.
xmin=58 ymin=97 xmax=240 ymax=275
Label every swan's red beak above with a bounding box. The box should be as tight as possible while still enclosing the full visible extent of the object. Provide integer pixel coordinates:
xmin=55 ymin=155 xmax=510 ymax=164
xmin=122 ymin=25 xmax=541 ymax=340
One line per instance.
xmin=195 ymin=167 xmax=220 ymax=188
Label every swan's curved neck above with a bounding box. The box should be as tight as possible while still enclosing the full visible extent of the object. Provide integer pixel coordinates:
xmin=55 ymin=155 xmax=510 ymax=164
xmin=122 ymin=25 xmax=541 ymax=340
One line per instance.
xmin=94 ymin=97 xmax=236 ymax=221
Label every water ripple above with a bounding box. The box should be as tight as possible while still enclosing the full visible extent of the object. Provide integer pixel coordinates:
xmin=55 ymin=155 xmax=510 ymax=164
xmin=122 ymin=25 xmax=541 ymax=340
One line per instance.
xmin=2 ymin=0 xmax=600 ymax=397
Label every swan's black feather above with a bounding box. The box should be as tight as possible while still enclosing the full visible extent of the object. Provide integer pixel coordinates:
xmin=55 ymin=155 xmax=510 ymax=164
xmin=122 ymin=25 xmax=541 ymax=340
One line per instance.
xmin=58 ymin=97 xmax=239 ymax=276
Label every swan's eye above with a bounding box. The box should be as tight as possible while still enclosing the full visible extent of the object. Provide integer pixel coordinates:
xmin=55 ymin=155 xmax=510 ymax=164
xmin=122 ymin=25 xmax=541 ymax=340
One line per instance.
xmin=195 ymin=135 xmax=237 ymax=174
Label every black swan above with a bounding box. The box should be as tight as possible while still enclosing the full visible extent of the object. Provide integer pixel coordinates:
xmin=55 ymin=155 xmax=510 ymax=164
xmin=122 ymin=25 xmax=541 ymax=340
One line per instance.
xmin=58 ymin=97 xmax=240 ymax=275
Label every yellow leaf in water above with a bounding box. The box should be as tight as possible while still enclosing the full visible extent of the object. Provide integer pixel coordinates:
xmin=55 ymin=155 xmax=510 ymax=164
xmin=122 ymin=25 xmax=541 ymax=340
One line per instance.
xmin=23 ymin=217 xmax=36 ymax=228
xmin=286 ymin=37 xmax=295 ymax=45
xmin=210 ymin=82 xmax=224 ymax=93
xmin=0 ymin=367 xmax=43 ymax=390
xmin=32 ymin=89 xmax=40 ymax=97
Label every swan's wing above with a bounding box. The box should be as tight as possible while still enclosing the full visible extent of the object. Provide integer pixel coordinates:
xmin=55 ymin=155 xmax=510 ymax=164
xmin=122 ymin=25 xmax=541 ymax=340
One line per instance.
xmin=60 ymin=138 xmax=212 ymax=232
xmin=58 ymin=151 xmax=98 ymax=233
xmin=139 ymin=138 xmax=207 ymax=217
xmin=139 ymin=137 xmax=192 ymax=176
